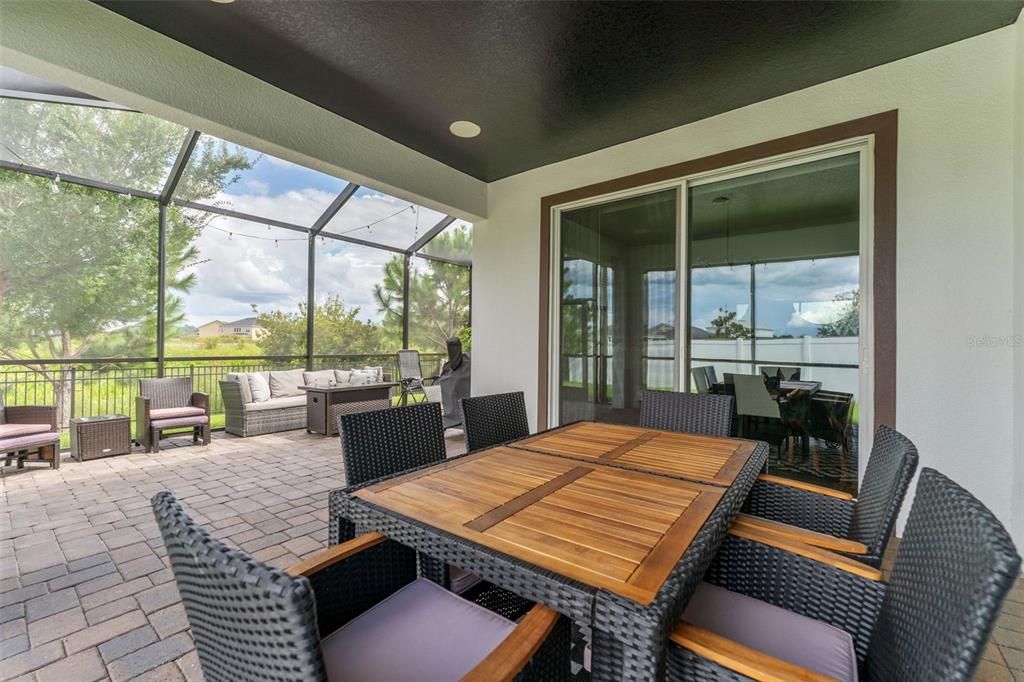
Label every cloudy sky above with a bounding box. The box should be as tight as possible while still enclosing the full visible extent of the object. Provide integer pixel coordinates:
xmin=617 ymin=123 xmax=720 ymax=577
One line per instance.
xmin=563 ymin=254 xmax=859 ymax=338
xmin=176 ymin=141 xmax=449 ymax=327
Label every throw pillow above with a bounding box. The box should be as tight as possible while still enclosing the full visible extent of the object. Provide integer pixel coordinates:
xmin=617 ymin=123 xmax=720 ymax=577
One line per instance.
xmin=334 ymin=369 xmax=352 ymax=385
xmin=269 ymin=369 xmax=306 ymax=398
xmin=303 ymin=369 xmax=335 ymax=387
xmin=248 ymin=373 xmax=271 ymax=402
xmin=226 ymin=372 xmax=253 ymax=404
xmin=362 ymin=366 xmax=384 ymax=382
xmin=348 ymin=370 xmax=373 ymax=386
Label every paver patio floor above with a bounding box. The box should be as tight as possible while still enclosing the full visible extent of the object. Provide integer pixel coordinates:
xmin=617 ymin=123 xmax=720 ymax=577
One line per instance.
xmin=1 ymin=429 xmax=1022 ymax=681
xmin=0 ymin=428 xmax=465 ymax=681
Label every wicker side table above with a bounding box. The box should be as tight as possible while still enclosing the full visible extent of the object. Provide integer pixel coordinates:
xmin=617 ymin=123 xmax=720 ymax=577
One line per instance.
xmin=71 ymin=415 xmax=132 ymax=462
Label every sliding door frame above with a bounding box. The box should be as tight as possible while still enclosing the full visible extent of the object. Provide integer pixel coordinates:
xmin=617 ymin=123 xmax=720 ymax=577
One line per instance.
xmin=539 ymin=111 xmax=897 ymax=454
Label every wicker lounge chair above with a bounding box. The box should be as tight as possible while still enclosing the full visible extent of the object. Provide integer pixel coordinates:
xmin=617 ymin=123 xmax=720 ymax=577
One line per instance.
xmin=136 ymin=377 xmax=210 ymax=453
xmin=740 ymin=424 xmax=918 ymax=567
xmin=152 ymin=491 xmax=571 ymax=682
xmin=667 ymin=467 xmax=1021 ymax=681
xmin=640 ymin=390 xmax=734 ymax=438
xmin=0 ymin=394 xmax=60 ymax=469
xmin=460 ymin=391 xmax=531 ymax=452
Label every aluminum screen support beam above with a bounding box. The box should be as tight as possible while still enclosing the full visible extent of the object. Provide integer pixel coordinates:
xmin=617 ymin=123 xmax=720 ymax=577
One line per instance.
xmin=310 ymin=182 xmax=359 ymax=235
xmin=160 ymin=130 xmax=200 ymax=205
xmin=306 ymin=234 xmax=316 ymax=371
xmin=402 ymin=254 xmax=411 ymax=349
xmin=407 ymin=215 xmax=456 ymax=254
xmin=157 ymin=204 xmax=168 ymax=376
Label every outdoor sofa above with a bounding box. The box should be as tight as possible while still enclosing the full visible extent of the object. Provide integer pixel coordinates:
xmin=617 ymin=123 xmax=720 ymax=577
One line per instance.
xmin=220 ymin=366 xmax=384 ymax=437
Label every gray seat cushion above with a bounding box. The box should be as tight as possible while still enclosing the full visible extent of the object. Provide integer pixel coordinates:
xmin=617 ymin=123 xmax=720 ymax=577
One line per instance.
xmin=0 ymin=431 xmax=60 ymax=451
xmin=150 ymin=407 xmax=205 ymax=420
xmin=243 ymin=395 xmax=306 ymax=412
xmin=682 ymin=582 xmax=857 ymax=682
xmin=0 ymin=423 xmax=51 ymax=438
xmin=151 ymin=416 xmax=209 ymax=429
xmin=321 ymin=577 xmax=515 ymax=681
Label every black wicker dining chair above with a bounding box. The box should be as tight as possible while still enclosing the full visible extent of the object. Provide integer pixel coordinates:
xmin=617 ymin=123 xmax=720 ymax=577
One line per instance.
xmin=666 ymin=467 xmax=1021 ymax=681
xmin=740 ymin=424 xmax=918 ymax=567
xmin=461 ymin=391 xmax=531 ymax=452
xmin=328 ymin=401 xmax=534 ymax=620
xmin=640 ymin=390 xmax=734 ymax=438
xmin=153 ymin=492 xmax=571 ymax=682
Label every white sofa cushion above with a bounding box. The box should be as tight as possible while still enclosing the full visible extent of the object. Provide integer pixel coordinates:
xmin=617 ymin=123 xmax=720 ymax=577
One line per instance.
xmin=303 ymin=369 xmax=335 ymax=387
xmin=247 ymin=373 xmax=271 ymax=402
xmin=269 ymin=369 xmax=306 ymax=398
xmin=243 ymin=395 xmax=306 ymax=412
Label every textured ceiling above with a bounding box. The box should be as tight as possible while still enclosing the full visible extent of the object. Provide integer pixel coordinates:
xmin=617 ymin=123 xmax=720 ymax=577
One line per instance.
xmin=96 ymin=1 xmax=1022 ymax=181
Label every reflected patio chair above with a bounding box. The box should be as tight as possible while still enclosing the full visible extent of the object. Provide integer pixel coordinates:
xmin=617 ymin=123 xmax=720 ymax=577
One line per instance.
xmin=690 ymin=366 xmax=711 ymax=394
xmin=759 ymin=365 xmax=801 ymax=381
xmin=460 ymin=391 xmax=530 ymax=452
xmin=741 ymin=424 xmax=918 ymax=568
xmin=667 ymin=468 xmax=1021 ymax=681
xmin=732 ymin=374 xmax=786 ymax=446
xmin=153 ymin=491 xmax=570 ymax=682
xmin=640 ymin=390 xmax=734 ymax=438
xmin=397 ymin=349 xmax=438 ymax=406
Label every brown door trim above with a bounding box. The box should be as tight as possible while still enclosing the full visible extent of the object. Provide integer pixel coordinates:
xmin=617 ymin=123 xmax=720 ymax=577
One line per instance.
xmin=538 ymin=110 xmax=897 ymax=431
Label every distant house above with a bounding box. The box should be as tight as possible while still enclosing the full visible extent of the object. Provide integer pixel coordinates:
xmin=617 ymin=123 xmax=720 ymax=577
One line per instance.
xmin=195 ymin=317 xmax=266 ymax=339
xmin=195 ymin=320 xmax=225 ymax=339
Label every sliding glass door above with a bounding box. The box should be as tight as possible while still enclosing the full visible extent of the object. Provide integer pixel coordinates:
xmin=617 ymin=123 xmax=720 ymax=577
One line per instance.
xmin=557 ymin=188 xmax=678 ymax=425
xmin=687 ymin=152 xmax=862 ymax=492
xmin=550 ymin=143 xmax=870 ymax=493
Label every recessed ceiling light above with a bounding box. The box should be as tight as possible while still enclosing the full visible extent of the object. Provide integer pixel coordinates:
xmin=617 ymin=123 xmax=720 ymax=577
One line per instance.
xmin=210 ymin=0 xmax=236 ymax=4
xmin=449 ymin=121 xmax=481 ymax=138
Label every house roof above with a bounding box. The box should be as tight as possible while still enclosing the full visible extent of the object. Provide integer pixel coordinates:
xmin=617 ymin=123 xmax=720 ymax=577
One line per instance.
xmin=223 ymin=317 xmax=259 ymax=327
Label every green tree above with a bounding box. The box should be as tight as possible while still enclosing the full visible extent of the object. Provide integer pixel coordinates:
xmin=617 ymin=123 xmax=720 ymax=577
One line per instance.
xmin=709 ymin=307 xmax=750 ymax=339
xmin=0 ymin=99 xmax=249 ymax=424
xmin=373 ymin=228 xmax=471 ymax=353
xmin=256 ymin=296 xmax=382 ymax=356
xmin=817 ymin=290 xmax=859 ymax=338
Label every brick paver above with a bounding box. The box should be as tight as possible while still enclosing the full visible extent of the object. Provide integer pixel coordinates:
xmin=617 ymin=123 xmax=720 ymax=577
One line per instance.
xmin=1 ymin=428 xmax=465 ymax=681
xmin=2 ymin=429 xmax=1023 ymax=681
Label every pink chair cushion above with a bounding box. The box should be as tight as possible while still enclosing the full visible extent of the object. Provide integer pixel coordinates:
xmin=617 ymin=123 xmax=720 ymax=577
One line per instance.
xmin=321 ymin=578 xmax=515 ymax=681
xmin=682 ymin=582 xmax=858 ymax=682
xmin=0 ymin=431 xmax=60 ymax=452
xmin=151 ymin=416 xmax=209 ymax=430
xmin=0 ymin=423 xmax=51 ymax=438
xmin=150 ymin=406 xmax=206 ymax=420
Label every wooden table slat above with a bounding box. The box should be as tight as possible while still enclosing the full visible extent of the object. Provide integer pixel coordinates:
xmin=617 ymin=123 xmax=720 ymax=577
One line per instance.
xmin=512 ymin=422 xmax=757 ymax=487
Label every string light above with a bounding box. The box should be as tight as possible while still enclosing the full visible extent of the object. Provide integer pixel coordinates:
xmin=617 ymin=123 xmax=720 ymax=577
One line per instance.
xmin=50 ymin=175 xmax=60 ymax=194
xmin=93 ymin=201 xmax=100 ymax=214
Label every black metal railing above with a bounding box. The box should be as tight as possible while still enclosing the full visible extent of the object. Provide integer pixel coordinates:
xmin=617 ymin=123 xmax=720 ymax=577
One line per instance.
xmin=0 ymin=353 xmax=445 ymax=442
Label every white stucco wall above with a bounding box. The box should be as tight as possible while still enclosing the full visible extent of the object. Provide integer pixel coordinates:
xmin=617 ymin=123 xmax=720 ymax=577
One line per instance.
xmin=1013 ymin=12 xmax=1024 ymax=548
xmin=475 ymin=26 xmax=1022 ymax=545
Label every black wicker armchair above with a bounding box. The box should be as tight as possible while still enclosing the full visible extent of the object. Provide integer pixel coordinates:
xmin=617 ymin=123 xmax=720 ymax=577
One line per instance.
xmin=136 ymin=377 xmax=210 ymax=453
xmin=460 ymin=391 xmax=531 ymax=452
xmin=665 ymin=467 xmax=1021 ymax=681
xmin=329 ymin=401 xmax=534 ymax=619
xmin=640 ymin=391 xmax=734 ymax=438
xmin=739 ymin=424 xmax=918 ymax=567
xmin=153 ymin=492 xmax=570 ymax=682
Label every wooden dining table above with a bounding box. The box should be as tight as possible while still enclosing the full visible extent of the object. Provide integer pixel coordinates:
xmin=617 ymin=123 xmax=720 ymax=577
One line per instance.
xmin=341 ymin=421 xmax=768 ymax=680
